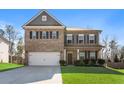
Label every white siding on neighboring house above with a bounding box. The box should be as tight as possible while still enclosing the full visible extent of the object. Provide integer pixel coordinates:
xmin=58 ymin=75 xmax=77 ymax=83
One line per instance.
xmin=0 ymin=41 xmax=9 ymax=63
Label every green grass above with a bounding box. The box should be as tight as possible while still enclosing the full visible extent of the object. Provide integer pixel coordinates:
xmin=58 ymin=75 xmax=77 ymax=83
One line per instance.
xmin=0 ymin=63 xmax=24 ymax=72
xmin=61 ymin=66 xmax=124 ymax=84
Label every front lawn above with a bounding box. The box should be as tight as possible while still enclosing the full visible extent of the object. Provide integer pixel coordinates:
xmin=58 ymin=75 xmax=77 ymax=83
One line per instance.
xmin=0 ymin=63 xmax=24 ymax=72
xmin=61 ymin=66 xmax=124 ymax=84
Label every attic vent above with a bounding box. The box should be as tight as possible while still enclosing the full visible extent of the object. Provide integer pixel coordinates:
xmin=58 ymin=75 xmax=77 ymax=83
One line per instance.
xmin=42 ymin=15 xmax=47 ymax=21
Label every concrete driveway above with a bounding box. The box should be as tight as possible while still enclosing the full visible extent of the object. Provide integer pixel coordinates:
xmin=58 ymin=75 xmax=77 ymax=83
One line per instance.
xmin=0 ymin=66 xmax=62 ymax=84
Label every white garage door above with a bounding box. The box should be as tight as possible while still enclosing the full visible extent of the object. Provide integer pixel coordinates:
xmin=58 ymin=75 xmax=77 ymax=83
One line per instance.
xmin=28 ymin=52 xmax=60 ymax=66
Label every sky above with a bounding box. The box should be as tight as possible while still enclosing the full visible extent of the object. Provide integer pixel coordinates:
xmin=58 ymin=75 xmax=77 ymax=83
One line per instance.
xmin=0 ymin=9 xmax=124 ymax=46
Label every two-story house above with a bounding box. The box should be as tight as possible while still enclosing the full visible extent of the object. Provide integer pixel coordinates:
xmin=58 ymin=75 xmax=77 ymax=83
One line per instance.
xmin=23 ymin=10 xmax=102 ymax=66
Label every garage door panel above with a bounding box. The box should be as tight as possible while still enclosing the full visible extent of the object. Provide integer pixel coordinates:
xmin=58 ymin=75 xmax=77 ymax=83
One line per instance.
xmin=28 ymin=52 xmax=60 ymax=66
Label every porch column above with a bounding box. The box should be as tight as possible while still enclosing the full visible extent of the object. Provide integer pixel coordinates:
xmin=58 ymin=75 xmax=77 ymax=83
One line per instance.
xmin=64 ymin=49 xmax=66 ymax=61
xmin=77 ymin=49 xmax=80 ymax=60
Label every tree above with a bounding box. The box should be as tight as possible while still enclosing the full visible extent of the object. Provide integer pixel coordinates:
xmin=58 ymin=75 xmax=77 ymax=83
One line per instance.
xmin=120 ymin=46 xmax=124 ymax=62
xmin=101 ymin=36 xmax=111 ymax=61
xmin=16 ymin=37 xmax=24 ymax=57
xmin=114 ymin=54 xmax=119 ymax=62
xmin=4 ymin=25 xmax=19 ymax=63
xmin=121 ymin=46 xmax=124 ymax=58
xmin=15 ymin=37 xmax=24 ymax=64
xmin=0 ymin=29 xmax=4 ymax=35
xmin=109 ymin=39 xmax=119 ymax=62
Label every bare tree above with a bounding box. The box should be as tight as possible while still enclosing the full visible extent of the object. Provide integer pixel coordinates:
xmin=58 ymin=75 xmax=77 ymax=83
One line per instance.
xmin=109 ymin=39 xmax=120 ymax=62
xmin=15 ymin=37 xmax=24 ymax=64
xmin=4 ymin=25 xmax=19 ymax=63
xmin=16 ymin=37 xmax=24 ymax=57
xmin=101 ymin=36 xmax=111 ymax=61
xmin=0 ymin=29 xmax=4 ymax=35
xmin=120 ymin=46 xmax=124 ymax=62
xmin=121 ymin=46 xmax=124 ymax=56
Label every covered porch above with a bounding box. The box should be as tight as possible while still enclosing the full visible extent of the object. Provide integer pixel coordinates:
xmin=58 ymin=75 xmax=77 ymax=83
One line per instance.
xmin=64 ymin=46 xmax=102 ymax=65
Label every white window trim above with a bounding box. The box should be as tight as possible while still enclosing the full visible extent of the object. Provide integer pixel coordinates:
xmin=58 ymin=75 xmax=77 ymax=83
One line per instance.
xmin=78 ymin=34 xmax=84 ymax=37
xmin=78 ymin=34 xmax=84 ymax=43
xmin=89 ymin=34 xmax=95 ymax=41
xmin=67 ymin=34 xmax=72 ymax=37
xmin=32 ymin=31 xmax=36 ymax=39
xmin=42 ymin=15 xmax=47 ymax=21
xmin=90 ymin=52 xmax=96 ymax=59
xmin=89 ymin=34 xmax=95 ymax=37
xmin=79 ymin=52 xmax=85 ymax=59
xmin=52 ymin=31 xmax=57 ymax=39
xmin=67 ymin=34 xmax=72 ymax=40
xmin=42 ymin=31 xmax=47 ymax=39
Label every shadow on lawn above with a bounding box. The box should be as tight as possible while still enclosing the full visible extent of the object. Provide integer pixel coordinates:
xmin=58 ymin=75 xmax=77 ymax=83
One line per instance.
xmin=61 ymin=66 xmax=124 ymax=75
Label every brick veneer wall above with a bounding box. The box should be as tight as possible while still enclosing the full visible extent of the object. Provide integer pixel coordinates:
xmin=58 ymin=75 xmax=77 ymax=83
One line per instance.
xmin=24 ymin=28 xmax=65 ymax=65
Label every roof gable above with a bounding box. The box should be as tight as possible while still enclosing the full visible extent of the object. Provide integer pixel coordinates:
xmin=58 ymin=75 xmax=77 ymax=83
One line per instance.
xmin=24 ymin=10 xmax=64 ymax=26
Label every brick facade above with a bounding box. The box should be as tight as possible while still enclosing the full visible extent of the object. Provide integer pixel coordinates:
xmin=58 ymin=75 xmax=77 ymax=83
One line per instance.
xmin=23 ymin=10 xmax=103 ymax=65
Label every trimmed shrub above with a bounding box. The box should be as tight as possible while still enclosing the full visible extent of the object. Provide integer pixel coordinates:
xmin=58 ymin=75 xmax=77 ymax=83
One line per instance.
xmin=97 ymin=59 xmax=105 ymax=65
xmin=90 ymin=59 xmax=97 ymax=65
xmin=74 ymin=60 xmax=83 ymax=66
xmin=83 ymin=59 xmax=89 ymax=65
xmin=59 ymin=60 xmax=66 ymax=66
xmin=80 ymin=60 xmax=84 ymax=66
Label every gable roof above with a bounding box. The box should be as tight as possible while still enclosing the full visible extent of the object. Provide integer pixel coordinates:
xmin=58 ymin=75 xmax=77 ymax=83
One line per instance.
xmin=0 ymin=34 xmax=9 ymax=45
xmin=23 ymin=10 xmax=65 ymax=27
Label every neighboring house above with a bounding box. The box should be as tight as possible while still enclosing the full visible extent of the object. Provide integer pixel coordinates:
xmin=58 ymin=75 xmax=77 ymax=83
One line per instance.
xmin=23 ymin=10 xmax=103 ymax=66
xmin=0 ymin=34 xmax=9 ymax=63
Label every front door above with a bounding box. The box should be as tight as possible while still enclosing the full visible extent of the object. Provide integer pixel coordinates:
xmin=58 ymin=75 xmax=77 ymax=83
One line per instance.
xmin=68 ymin=53 xmax=72 ymax=65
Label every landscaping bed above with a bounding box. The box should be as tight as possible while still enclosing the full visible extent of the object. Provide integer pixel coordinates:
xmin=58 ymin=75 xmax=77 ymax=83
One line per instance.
xmin=107 ymin=62 xmax=124 ymax=69
xmin=0 ymin=63 xmax=24 ymax=72
xmin=59 ymin=59 xmax=105 ymax=66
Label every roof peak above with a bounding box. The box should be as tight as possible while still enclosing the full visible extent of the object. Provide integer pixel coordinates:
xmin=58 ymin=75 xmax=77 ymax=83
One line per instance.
xmin=23 ymin=10 xmax=65 ymax=27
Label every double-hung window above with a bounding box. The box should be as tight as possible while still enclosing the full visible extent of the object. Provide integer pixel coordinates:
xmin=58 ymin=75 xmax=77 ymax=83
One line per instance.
xmin=89 ymin=34 xmax=95 ymax=44
xmin=52 ymin=31 xmax=57 ymax=39
xmin=67 ymin=34 xmax=72 ymax=44
xmin=30 ymin=31 xmax=36 ymax=39
xmin=42 ymin=31 xmax=47 ymax=39
xmin=79 ymin=52 xmax=85 ymax=60
xmin=78 ymin=34 xmax=84 ymax=44
xmin=90 ymin=52 xmax=96 ymax=59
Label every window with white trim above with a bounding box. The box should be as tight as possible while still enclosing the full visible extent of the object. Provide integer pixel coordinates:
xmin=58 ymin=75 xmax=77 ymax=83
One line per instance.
xmin=89 ymin=34 xmax=95 ymax=44
xmin=32 ymin=31 xmax=36 ymax=39
xmin=67 ymin=34 xmax=72 ymax=44
xmin=42 ymin=31 xmax=47 ymax=39
xmin=78 ymin=34 xmax=84 ymax=44
xmin=79 ymin=52 xmax=85 ymax=60
xmin=90 ymin=52 xmax=96 ymax=59
xmin=52 ymin=31 xmax=57 ymax=39
xmin=42 ymin=15 xmax=47 ymax=21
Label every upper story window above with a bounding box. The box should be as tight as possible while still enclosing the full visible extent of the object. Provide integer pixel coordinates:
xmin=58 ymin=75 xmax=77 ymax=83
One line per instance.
xmin=89 ymin=34 xmax=95 ymax=44
xmin=78 ymin=34 xmax=84 ymax=44
xmin=42 ymin=15 xmax=47 ymax=21
xmin=52 ymin=31 xmax=57 ymax=39
xmin=67 ymin=34 xmax=72 ymax=44
xmin=30 ymin=31 xmax=38 ymax=39
xmin=42 ymin=31 xmax=47 ymax=39
xmin=90 ymin=52 xmax=96 ymax=59
xmin=50 ymin=31 xmax=59 ymax=39
xmin=30 ymin=31 xmax=59 ymax=40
